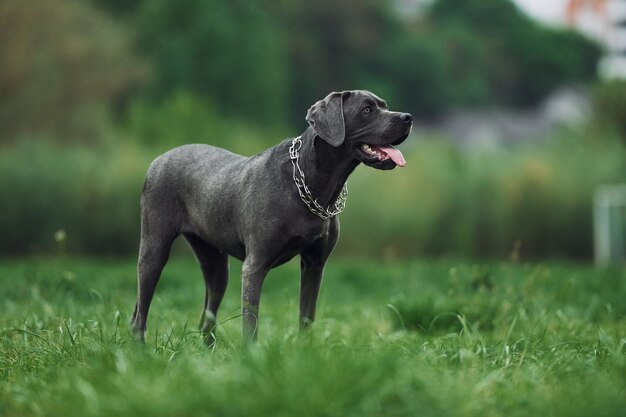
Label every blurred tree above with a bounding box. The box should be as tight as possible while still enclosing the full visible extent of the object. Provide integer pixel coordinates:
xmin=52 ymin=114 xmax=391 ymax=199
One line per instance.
xmin=0 ymin=0 xmax=603 ymax=139
xmin=430 ymin=0 xmax=525 ymax=35
xmin=438 ymin=25 xmax=491 ymax=106
xmin=135 ymin=0 xmax=289 ymax=126
xmin=428 ymin=0 xmax=602 ymax=108
xmin=0 ymin=0 xmax=147 ymax=142
xmin=593 ymin=80 xmax=626 ymax=141
xmin=269 ymin=0 xmax=399 ymax=125
xmin=375 ymin=32 xmax=452 ymax=118
xmin=90 ymin=0 xmax=145 ymax=15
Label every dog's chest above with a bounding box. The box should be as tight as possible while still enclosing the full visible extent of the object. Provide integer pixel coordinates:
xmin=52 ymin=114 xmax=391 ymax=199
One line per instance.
xmin=270 ymin=221 xmax=330 ymax=267
xmin=290 ymin=218 xmax=330 ymax=242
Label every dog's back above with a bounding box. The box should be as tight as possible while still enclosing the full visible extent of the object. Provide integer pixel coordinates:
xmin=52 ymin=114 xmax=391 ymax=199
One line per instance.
xmin=140 ymin=144 xmax=248 ymax=253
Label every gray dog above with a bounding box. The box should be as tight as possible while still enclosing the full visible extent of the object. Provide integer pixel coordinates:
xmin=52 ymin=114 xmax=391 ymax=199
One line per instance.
xmin=130 ymin=90 xmax=412 ymax=342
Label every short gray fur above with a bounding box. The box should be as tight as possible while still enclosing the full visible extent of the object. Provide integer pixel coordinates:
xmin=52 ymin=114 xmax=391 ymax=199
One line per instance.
xmin=130 ymin=90 xmax=413 ymax=343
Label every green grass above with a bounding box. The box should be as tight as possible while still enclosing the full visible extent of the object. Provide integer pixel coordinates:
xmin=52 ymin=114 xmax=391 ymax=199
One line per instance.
xmin=0 ymin=256 xmax=625 ymax=417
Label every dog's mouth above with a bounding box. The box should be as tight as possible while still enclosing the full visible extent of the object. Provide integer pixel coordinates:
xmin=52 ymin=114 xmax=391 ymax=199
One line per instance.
xmin=356 ymin=143 xmax=406 ymax=168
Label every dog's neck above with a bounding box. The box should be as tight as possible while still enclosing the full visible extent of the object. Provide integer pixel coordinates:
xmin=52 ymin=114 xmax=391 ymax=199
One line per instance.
xmin=294 ymin=127 xmax=360 ymax=213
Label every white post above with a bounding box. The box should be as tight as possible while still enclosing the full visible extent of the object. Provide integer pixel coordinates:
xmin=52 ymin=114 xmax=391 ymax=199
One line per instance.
xmin=593 ymin=185 xmax=626 ymax=266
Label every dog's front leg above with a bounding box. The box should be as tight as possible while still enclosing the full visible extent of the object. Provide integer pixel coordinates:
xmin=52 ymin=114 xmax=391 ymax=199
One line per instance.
xmin=299 ymin=257 xmax=325 ymax=331
xmin=299 ymin=227 xmax=338 ymax=331
xmin=241 ymin=258 xmax=269 ymax=342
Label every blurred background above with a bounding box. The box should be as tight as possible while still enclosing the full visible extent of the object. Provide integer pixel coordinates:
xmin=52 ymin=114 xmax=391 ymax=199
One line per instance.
xmin=1 ymin=0 xmax=625 ymax=262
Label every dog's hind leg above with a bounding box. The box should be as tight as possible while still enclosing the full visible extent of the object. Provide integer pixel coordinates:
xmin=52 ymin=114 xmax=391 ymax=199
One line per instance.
xmin=184 ymin=233 xmax=229 ymax=346
xmin=131 ymin=224 xmax=177 ymax=342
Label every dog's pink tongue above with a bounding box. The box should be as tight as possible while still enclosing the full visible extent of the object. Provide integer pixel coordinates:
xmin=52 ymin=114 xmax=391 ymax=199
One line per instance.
xmin=378 ymin=145 xmax=406 ymax=167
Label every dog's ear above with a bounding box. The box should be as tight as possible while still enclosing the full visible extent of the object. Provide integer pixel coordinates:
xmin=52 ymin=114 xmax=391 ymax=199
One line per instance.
xmin=305 ymin=92 xmax=345 ymax=147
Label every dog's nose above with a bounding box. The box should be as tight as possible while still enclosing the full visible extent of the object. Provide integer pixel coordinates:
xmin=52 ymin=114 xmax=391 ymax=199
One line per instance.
xmin=400 ymin=113 xmax=413 ymax=123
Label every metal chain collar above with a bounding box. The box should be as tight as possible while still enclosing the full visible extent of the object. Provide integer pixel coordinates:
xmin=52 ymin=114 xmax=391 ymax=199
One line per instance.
xmin=288 ymin=136 xmax=348 ymax=220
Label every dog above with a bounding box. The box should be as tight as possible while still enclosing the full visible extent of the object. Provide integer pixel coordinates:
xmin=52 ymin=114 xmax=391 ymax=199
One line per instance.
xmin=130 ymin=90 xmax=412 ymax=343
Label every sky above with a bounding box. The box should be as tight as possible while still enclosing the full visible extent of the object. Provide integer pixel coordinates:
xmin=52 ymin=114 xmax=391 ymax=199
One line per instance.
xmin=513 ymin=0 xmax=569 ymax=25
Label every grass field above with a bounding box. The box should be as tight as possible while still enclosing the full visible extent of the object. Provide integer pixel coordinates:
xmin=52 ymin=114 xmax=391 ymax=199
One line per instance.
xmin=0 ymin=256 xmax=625 ymax=417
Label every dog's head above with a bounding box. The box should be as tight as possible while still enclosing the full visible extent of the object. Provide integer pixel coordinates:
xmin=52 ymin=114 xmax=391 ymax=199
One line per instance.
xmin=306 ymin=90 xmax=412 ymax=170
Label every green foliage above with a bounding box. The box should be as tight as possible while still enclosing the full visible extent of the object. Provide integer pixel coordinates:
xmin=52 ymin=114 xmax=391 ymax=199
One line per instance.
xmin=135 ymin=0 xmax=289 ymax=126
xmin=593 ymin=80 xmax=626 ymax=141
xmin=90 ymin=0 xmax=144 ymax=15
xmin=428 ymin=0 xmax=602 ymax=108
xmin=437 ymin=25 xmax=492 ymax=106
xmin=430 ymin=0 xmax=525 ymax=30
xmin=0 ymin=0 xmax=147 ymax=142
xmin=85 ymin=0 xmax=603 ymax=129
xmin=340 ymin=132 xmax=626 ymax=259
xmin=268 ymin=0 xmax=399 ymax=124
xmin=0 ymin=140 xmax=149 ymax=255
xmin=266 ymin=0 xmax=600 ymax=120
xmin=0 ymin=258 xmax=625 ymax=416
xmin=126 ymin=91 xmax=220 ymax=150
xmin=0 ymin=0 xmax=603 ymax=140
xmin=124 ymin=90 xmax=279 ymax=154
xmin=1 ymin=131 xmax=624 ymax=259
xmin=376 ymin=33 xmax=452 ymax=117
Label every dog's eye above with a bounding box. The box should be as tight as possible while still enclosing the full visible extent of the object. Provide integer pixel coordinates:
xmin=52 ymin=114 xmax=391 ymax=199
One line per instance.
xmin=363 ymin=107 xmax=371 ymax=114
